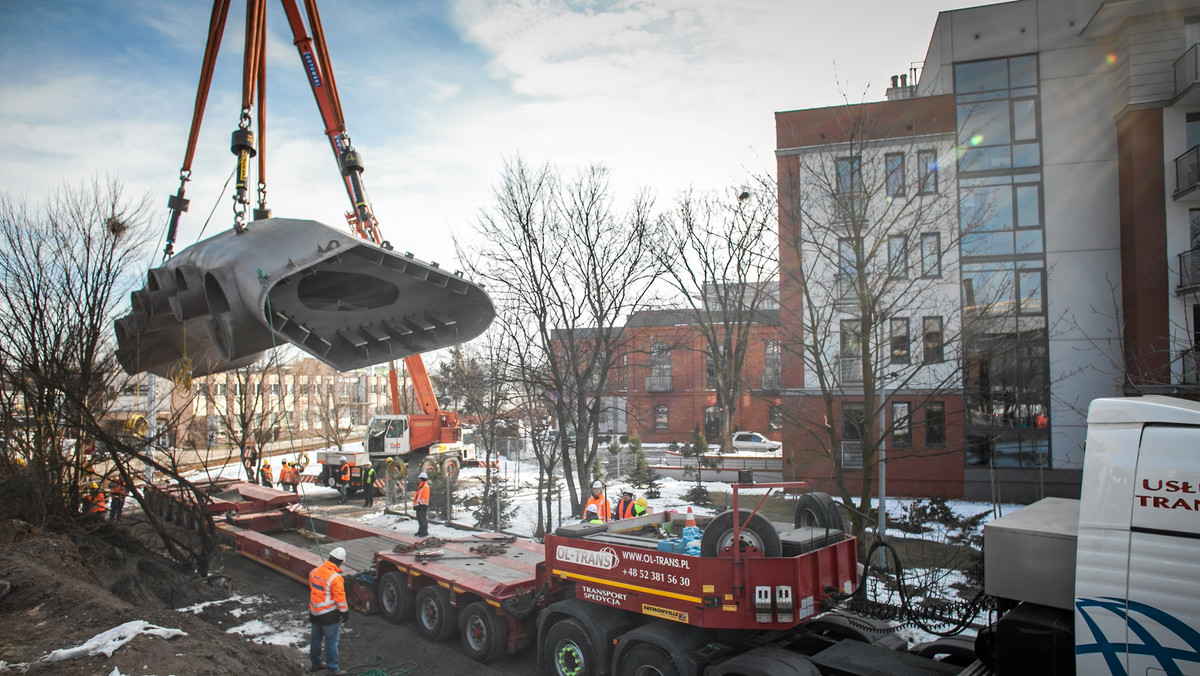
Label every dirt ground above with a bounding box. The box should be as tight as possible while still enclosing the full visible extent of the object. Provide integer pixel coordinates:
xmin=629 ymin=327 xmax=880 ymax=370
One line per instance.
xmin=0 ymin=514 xmax=537 ymax=675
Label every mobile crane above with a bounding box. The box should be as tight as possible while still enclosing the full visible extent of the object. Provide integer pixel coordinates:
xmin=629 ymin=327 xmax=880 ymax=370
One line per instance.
xmin=114 ymin=0 xmax=490 ymax=489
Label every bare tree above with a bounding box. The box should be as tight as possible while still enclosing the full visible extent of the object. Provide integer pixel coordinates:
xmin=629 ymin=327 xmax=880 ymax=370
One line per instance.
xmin=291 ymin=358 xmax=356 ymax=457
xmin=775 ymin=101 xmax=994 ymax=542
xmin=0 ymin=177 xmax=221 ymax=572
xmin=202 ymin=350 xmax=290 ymax=480
xmin=461 ymin=158 xmax=660 ymax=515
xmin=654 ymin=184 xmax=779 ymax=450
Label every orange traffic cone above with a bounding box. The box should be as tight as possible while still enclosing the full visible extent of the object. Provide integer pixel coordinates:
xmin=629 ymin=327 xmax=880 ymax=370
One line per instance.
xmin=685 ymin=506 xmax=696 ymax=528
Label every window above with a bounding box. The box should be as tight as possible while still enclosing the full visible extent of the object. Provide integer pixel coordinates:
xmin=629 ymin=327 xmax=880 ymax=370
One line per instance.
xmin=892 ymin=402 xmax=911 ymax=446
xmin=840 ymin=319 xmax=863 ymax=382
xmin=836 ymin=156 xmax=862 ymax=194
xmin=769 ymin=405 xmax=782 ymax=430
xmin=890 ymin=318 xmax=910 ymax=365
xmin=920 ymin=233 xmax=941 ymax=277
xmin=647 ymin=342 xmax=672 ymax=391
xmin=926 ymin=402 xmax=946 ymax=446
xmin=763 ymin=340 xmax=781 ymax=389
xmin=885 ymin=153 xmax=905 ymax=197
xmin=923 ymin=317 xmax=945 ymax=363
xmin=654 ymin=405 xmax=669 ymax=430
xmin=841 ymin=402 xmax=865 ymax=441
xmin=888 ymin=235 xmax=909 ymax=278
xmin=705 ymin=346 xmax=724 ymax=389
xmin=918 ymin=149 xmax=938 ymax=194
xmin=1018 ymin=270 xmax=1043 ymax=314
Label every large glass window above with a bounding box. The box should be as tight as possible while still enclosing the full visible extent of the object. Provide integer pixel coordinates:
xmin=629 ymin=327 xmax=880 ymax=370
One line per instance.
xmin=769 ymin=405 xmax=782 ymax=430
xmin=923 ymin=316 xmax=945 ymax=363
xmin=836 ymin=156 xmax=862 ymax=194
xmin=764 ymin=340 xmax=781 ymax=389
xmin=888 ymin=235 xmax=909 ymax=278
xmin=918 ymin=150 xmax=939 ymax=194
xmin=886 ymin=153 xmax=906 ymax=197
xmin=925 ymin=402 xmax=946 ymax=446
xmin=654 ymin=405 xmax=669 ymax=430
xmin=921 ymin=233 xmax=941 ymax=277
xmin=893 ymin=402 xmax=912 ymax=447
xmin=890 ymin=318 xmax=910 ymax=365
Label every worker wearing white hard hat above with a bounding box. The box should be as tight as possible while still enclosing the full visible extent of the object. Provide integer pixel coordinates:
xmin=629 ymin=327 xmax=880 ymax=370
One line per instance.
xmin=583 ymin=503 xmax=604 ymax=524
xmin=583 ymin=479 xmax=609 ymax=523
xmin=308 ymin=546 xmax=349 ymax=674
xmin=413 ymin=471 xmax=431 ymax=537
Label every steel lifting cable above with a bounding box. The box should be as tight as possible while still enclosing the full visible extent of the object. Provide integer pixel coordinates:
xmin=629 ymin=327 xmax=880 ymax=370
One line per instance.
xmin=161 ymin=0 xmax=232 ymax=262
xmin=230 ymin=0 xmax=266 ymax=232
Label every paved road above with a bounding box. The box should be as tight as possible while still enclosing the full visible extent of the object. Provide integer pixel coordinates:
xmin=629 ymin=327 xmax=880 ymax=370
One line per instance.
xmin=220 ymin=491 xmax=539 ymax=675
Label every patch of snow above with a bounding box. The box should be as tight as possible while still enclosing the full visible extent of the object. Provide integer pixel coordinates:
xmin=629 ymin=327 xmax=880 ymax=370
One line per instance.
xmin=42 ymin=620 xmax=186 ymax=662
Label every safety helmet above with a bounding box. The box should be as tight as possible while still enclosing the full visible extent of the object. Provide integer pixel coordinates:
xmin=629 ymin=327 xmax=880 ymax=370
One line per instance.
xmin=339 ymin=456 xmax=347 ymax=463
xmin=621 ymin=488 xmax=633 ymax=496
xmin=418 ymin=472 xmax=429 ymax=480
xmin=90 ymin=482 xmax=99 ymax=489
xmin=591 ymin=480 xmax=603 ymax=489
xmin=329 ymin=546 xmax=346 ymax=562
xmin=584 ymin=503 xmax=598 ymax=514
xmin=263 ymin=461 xmax=269 ymax=467
xmin=636 ymin=497 xmax=647 ymax=508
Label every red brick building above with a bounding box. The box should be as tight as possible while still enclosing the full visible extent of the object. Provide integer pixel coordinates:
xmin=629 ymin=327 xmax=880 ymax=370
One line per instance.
xmin=616 ymin=309 xmax=784 ymax=445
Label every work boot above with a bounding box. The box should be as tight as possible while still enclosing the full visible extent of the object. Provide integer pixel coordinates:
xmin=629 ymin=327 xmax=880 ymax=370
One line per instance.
xmin=309 ymin=663 xmax=324 ymax=672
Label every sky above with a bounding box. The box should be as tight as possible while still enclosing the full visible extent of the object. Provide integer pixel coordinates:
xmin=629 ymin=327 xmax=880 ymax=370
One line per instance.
xmin=0 ymin=0 xmax=986 ymax=271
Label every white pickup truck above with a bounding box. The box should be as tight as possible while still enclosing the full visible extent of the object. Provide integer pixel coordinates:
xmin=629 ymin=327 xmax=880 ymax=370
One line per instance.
xmin=982 ymin=395 xmax=1200 ymax=675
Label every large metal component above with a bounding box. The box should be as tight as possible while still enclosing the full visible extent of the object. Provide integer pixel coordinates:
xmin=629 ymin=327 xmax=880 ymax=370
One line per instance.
xmin=115 ymin=218 xmax=494 ymax=377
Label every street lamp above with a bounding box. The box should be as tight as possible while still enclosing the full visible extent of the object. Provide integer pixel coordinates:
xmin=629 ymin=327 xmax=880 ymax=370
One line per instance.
xmin=876 ymin=371 xmax=898 ymax=568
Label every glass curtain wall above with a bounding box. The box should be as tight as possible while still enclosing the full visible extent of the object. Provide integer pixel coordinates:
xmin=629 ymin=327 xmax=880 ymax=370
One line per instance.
xmin=955 ymin=55 xmax=1051 ymax=469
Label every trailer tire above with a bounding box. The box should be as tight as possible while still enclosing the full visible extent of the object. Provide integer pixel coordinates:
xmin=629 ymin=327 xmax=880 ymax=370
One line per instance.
xmin=793 ymin=492 xmax=843 ymax=531
xmin=378 ymin=571 xmax=413 ymax=623
xmin=700 ymin=509 xmax=782 ymax=557
xmin=415 ymin=585 xmax=456 ymax=641
xmin=617 ymin=643 xmax=679 ymax=676
xmin=442 ymin=458 xmax=460 ymax=481
xmin=460 ymin=601 xmax=508 ymax=663
xmin=544 ymin=618 xmax=595 ymax=676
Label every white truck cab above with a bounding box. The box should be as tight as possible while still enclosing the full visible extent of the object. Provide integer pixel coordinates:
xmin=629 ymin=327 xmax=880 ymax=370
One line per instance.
xmin=984 ymin=396 xmax=1200 ymax=675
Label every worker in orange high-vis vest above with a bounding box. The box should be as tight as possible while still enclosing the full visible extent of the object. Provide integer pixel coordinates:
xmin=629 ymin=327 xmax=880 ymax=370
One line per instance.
xmin=583 ymin=480 xmax=609 ymax=523
xmin=338 ymin=456 xmax=351 ymax=504
xmin=614 ymin=487 xmax=636 ymax=520
xmin=413 ymin=472 xmax=430 ymax=537
xmin=308 ymin=546 xmax=349 ymax=675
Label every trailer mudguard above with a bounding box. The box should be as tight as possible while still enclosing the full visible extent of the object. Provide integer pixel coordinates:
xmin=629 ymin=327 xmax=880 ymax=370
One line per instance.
xmin=116 ymin=217 xmax=494 ymax=377
xmin=536 ymin=598 xmax=632 ymax=675
xmin=610 ymin=620 xmax=709 ymax=676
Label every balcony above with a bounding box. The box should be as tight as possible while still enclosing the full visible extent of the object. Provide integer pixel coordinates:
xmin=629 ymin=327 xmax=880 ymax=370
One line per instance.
xmin=761 ymin=373 xmax=781 ymax=390
xmin=644 ymin=375 xmax=673 ymax=392
xmin=1183 ymin=348 xmax=1200 ymax=385
xmin=1174 ymin=43 xmax=1200 ymax=106
xmin=1173 ymin=146 xmax=1200 ymax=201
xmin=1179 ymin=247 xmax=1200 ymax=295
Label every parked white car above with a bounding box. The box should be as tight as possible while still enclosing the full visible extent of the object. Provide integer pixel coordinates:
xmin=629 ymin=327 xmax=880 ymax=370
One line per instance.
xmin=730 ymin=431 xmax=782 ymax=453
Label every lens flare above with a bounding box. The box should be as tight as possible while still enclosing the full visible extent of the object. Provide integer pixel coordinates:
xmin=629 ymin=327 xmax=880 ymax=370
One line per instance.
xmin=970 ymin=134 xmax=984 ymax=146
xmin=1106 ymin=53 xmax=1118 ymax=65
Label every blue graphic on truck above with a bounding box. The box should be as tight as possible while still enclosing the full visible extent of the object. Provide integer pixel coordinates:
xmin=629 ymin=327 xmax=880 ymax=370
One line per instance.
xmin=1076 ymin=597 xmax=1200 ymax=675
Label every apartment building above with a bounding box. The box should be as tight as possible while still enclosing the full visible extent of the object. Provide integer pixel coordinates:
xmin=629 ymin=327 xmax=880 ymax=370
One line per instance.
xmin=778 ymin=0 xmax=1200 ymax=501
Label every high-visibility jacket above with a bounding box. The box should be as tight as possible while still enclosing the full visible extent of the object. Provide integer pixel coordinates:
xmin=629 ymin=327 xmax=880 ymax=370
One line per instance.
xmin=362 ymin=466 xmax=376 ymax=487
xmin=632 ymin=503 xmax=647 ymax=517
xmin=86 ymin=491 xmax=106 ymax=514
xmin=413 ymin=480 xmax=430 ymax=506
xmin=615 ymin=497 xmax=635 ymax=520
xmin=284 ymin=465 xmax=296 ymax=484
xmin=340 ymin=462 xmax=351 ymax=483
xmin=308 ymin=560 xmax=348 ymax=618
xmin=261 ymin=465 xmax=273 ymax=483
xmin=583 ymin=493 xmax=609 ymax=522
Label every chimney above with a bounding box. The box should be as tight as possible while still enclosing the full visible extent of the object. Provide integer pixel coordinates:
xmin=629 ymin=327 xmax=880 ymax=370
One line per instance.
xmin=891 ymin=75 xmax=899 ymax=88
xmin=900 ymin=73 xmax=908 ymax=87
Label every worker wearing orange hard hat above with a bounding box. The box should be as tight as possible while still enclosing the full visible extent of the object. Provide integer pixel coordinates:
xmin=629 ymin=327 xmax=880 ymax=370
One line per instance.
xmin=308 ymin=546 xmax=349 ymax=675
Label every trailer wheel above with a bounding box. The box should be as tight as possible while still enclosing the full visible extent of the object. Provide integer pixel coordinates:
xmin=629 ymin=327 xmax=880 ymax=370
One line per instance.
xmin=378 ymin=571 xmax=413 ymax=623
xmin=793 ymin=492 xmax=843 ymax=531
xmin=617 ymin=643 xmax=679 ymax=676
xmin=415 ymin=585 xmax=456 ymax=641
xmin=544 ymin=618 xmax=594 ymax=676
xmin=442 ymin=458 xmax=460 ymax=481
xmin=460 ymin=601 xmax=508 ymax=663
xmin=700 ymin=509 xmax=782 ymax=557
